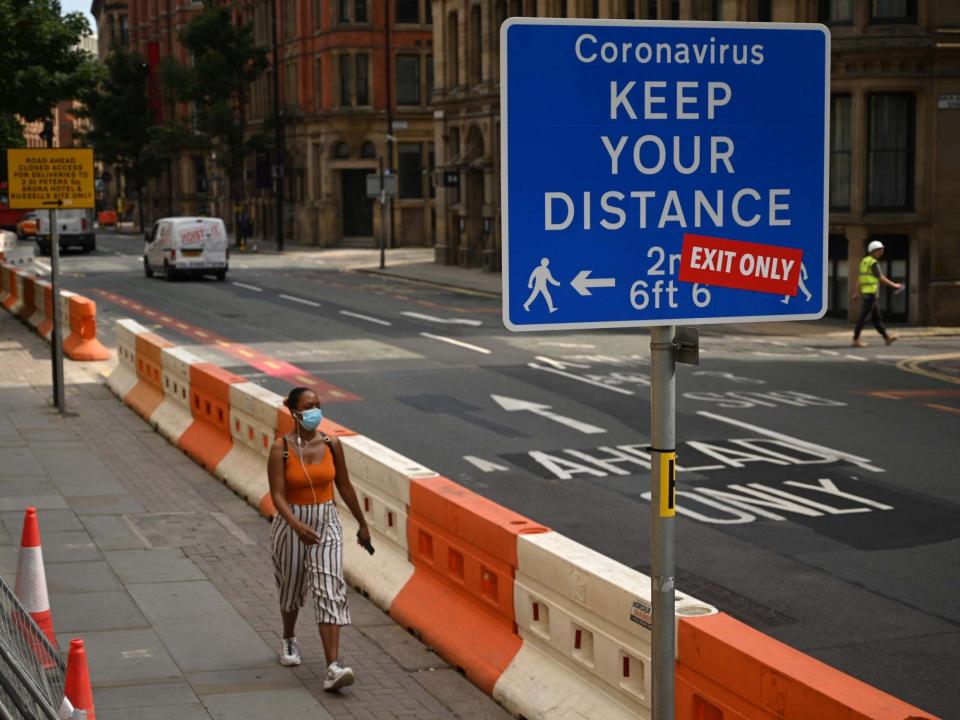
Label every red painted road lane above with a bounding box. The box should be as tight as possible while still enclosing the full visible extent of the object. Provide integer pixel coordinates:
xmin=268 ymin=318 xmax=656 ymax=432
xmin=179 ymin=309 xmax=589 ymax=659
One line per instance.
xmin=93 ymin=288 xmax=361 ymax=404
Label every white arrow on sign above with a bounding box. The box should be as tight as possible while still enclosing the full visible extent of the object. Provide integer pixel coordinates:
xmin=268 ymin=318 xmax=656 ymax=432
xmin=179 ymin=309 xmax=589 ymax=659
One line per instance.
xmin=571 ymin=270 xmax=616 ymax=296
xmin=491 ymin=394 xmax=606 ymax=435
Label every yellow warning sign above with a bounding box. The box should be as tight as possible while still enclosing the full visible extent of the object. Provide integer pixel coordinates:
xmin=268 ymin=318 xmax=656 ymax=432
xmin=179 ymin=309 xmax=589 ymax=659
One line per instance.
xmin=6 ymin=149 xmax=95 ymax=209
xmin=659 ymin=452 xmax=676 ymax=518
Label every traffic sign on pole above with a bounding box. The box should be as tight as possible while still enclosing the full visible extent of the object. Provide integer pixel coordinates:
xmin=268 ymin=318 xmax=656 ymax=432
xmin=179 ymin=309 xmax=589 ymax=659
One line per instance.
xmin=500 ymin=19 xmax=829 ymax=331
xmin=6 ymin=149 xmax=95 ymax=210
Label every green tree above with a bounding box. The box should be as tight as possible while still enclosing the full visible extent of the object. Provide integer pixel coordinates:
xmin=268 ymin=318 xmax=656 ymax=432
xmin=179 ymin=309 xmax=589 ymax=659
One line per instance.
xmin=163 ymin=2 xmax=268 ymax=226
xmin=76 ymin=47 xmax=166 ymax=232
xmin=0 ymin=0 xmax=99 ymax=152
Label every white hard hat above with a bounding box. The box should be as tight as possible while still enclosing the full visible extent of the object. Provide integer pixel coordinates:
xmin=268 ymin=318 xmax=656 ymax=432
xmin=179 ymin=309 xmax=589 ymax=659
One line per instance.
xmin=867 ymin=240 xmax=884 ymax=253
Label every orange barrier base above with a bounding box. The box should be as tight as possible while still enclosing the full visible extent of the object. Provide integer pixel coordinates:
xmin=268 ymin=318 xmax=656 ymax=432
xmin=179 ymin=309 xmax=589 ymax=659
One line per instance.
xmin=63 ymin=333 xmax=112 ymax=361
xmin=179 ymin=423 xmax=234 ymax=473
xmin=389 ymin=569 xmax=523 ymax=695
xmin=677 ymin=614 xmax=937 ymax=720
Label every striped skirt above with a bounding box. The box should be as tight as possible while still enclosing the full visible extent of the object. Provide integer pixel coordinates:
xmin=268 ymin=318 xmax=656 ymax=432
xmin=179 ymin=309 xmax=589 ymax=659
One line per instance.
xmin=270 ymin=502 xmax=351 ymax=626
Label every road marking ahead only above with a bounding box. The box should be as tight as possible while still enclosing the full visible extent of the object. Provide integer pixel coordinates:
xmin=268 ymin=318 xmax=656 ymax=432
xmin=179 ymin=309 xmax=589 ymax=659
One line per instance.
xmin=420 ymin=332 xmax=491 ymax=354
xmin=492 ymin=394 xmax=607 ymax=434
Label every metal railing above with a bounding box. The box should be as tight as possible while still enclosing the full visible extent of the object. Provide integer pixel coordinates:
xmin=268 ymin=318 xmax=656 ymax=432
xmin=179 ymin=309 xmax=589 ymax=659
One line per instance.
xmin=0 ymin=575 xmax=65 ymax=720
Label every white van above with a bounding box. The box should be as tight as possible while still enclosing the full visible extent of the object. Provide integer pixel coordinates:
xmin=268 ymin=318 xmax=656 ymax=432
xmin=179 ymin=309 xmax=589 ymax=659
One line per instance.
xmin=21 ymin=209 xmax=96 ymax=255
xmin=143 ymin=217 xmax=229 ymax=281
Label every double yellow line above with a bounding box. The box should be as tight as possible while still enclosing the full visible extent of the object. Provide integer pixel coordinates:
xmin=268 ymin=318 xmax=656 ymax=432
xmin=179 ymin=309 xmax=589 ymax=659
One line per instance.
xmin=896 ymin=353 xmax=960 ymax=386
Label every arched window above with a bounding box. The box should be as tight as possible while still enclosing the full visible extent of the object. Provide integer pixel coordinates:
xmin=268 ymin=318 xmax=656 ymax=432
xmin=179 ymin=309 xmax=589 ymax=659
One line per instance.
xmin=360 ymin=141 xmax=377 ymax=158
xmin=333 ymin=141 xmax=350 ymax=159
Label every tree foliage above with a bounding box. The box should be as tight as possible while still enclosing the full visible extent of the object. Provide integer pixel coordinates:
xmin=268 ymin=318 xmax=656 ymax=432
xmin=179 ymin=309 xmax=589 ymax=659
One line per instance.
xmin=0 ymin=0 xmax=100 ymax=149
xmin=75 ymin=47 xmax=163 ymax=229
xmin=163 ymin=3 xmax=268 ymax=201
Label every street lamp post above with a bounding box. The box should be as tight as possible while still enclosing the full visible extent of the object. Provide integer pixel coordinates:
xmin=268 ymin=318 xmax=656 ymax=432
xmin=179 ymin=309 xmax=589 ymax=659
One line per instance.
xmin=384 ymin=0 xmax=394 ymax=249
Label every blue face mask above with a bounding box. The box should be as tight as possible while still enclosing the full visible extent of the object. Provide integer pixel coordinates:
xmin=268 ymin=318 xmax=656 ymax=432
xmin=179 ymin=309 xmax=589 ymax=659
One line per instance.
xmin=298 ymin=408 xmax=323 ymax=431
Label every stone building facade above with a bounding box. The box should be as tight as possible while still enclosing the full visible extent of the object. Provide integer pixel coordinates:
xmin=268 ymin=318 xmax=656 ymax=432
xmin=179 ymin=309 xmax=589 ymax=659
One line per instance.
xmin=431 ymin=0 xmax=960 ymax=324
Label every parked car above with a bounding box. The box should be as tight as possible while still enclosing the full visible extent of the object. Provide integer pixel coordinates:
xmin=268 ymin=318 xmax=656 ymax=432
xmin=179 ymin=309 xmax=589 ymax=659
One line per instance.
xmin=21 ymin=209 xmax=96 ymax=255
xmin=143 ymin=217 xmax=229 ymax=281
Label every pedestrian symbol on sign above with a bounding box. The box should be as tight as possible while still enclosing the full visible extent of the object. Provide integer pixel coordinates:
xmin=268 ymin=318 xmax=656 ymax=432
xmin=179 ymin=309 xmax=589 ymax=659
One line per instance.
xmin=523 ymin=258 xmax=560 ymax=313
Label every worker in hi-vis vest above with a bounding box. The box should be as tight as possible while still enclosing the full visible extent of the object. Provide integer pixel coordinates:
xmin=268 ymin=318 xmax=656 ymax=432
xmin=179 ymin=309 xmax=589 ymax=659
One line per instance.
xmin=852 ymin=240 xmax=903 ymax=348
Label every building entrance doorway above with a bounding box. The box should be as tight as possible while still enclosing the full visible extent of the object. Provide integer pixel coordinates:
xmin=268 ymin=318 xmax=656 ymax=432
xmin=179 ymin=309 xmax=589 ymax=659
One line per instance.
xmin=341 ymin=170 xmax=373 ymax=239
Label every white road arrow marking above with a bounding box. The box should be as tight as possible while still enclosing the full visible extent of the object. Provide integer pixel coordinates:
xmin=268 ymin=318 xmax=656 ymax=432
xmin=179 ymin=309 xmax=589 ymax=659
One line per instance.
xmin=571 ymin=270 xmax=616 ymax=297
xmin=402 ymin=311 xmax=482 ymax=327
xmin=463 ymin=455 xmax=509 ymax=472
xmin=491 ymin=394 xmax=606 ymax=434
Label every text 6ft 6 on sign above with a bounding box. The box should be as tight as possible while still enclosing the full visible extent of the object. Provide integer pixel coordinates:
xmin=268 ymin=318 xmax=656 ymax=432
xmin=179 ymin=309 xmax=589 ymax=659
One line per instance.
xmin=500 ymin=19 xmax=829 ymax=331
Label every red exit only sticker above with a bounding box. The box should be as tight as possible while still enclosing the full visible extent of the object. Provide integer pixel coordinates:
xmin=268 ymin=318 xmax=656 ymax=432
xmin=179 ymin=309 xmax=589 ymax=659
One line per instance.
xmin=678 ymin=234 xmax=803 ymax=296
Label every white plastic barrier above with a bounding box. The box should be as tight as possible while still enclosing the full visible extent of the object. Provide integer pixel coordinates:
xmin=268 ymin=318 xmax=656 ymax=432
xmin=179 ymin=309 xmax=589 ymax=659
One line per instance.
xmin=218 ymin=381 xmax=282 ymax=508
xmin=494 ymin=532 xmax=717 ymax=720
xmin=28 ymin=279 xmax=47 ymax=333
xmin=107 ymin=319 xmax=146 ymax=399
xmin=155 ymin=346 xmax=200 ymax=442
xmin=336 ymin=436 xmax=437 ymax=609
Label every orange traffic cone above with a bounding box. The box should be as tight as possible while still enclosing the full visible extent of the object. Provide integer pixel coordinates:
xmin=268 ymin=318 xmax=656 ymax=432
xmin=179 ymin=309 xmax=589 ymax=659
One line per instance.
xmin=14 ymin=507 xmax=56 ymax=645
xmin=64 ymin=638 xmax=95 ymax=720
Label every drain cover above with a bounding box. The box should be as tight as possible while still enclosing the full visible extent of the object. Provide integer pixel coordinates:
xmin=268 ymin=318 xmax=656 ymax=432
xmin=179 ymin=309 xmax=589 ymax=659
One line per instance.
xmin=124 ymin=512 xmax=255 ymax=549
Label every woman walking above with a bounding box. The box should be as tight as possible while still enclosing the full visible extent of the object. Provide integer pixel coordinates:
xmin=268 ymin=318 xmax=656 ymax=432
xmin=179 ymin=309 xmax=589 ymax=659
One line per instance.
xmin=268 ymin=387 xmax=371 ymax=691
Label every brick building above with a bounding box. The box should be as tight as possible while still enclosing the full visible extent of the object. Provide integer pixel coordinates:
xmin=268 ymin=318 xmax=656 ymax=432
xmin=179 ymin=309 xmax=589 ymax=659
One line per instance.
xmin=431 ymin=0 xmax=960 ymax=324
xmin=241 ymin=0 xmax=436 ymax=247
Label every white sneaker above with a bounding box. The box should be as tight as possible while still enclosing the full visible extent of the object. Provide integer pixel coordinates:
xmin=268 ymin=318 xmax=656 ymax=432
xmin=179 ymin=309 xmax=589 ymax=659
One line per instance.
xmin=323 ymin=660 xmax=355 ymax=691
xmin=279 ymin=637 xmax=301 ymax=667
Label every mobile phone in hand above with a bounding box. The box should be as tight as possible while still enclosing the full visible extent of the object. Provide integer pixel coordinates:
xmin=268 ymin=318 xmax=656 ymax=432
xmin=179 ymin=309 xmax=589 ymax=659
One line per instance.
xmin=357 ymin=531 xmax=375 ymax=555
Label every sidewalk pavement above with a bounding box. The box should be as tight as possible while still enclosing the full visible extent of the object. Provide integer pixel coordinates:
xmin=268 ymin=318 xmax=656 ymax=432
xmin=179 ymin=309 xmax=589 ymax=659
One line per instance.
xmin=0 ymin=309 xmax=511 ymax=720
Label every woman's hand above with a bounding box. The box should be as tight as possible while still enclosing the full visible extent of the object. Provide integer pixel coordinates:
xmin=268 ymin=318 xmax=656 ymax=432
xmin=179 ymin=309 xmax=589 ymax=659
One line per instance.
xmin=357 ymin=525 xmax=371 ymax=548
xmin=295 ymin=522 xmax=322 ymax=546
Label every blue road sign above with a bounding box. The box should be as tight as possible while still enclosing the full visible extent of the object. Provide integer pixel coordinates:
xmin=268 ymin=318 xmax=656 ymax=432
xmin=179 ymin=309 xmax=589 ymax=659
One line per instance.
xmin=501 ymin=19 xmax=829 ymax=331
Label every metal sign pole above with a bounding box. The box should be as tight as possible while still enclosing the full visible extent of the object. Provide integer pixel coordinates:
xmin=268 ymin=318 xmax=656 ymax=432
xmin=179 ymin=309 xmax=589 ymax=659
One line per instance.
xmin=379 ymin=157 xmax=386 ymax=270
xmin=650 ymin=324 xmax=676 ymax=720
xmin=47 ymin=208 xmax=66 ymax=414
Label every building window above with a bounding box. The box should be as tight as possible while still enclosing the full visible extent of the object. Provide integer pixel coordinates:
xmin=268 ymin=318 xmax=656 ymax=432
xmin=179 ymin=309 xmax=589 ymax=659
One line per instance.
xmin=285 ymin=60 xmax=298 ymax=111
xmin=820 ymin=0 xmax=852 ymax=23
xmin=339 ymin=54 xmax=352 ymax=107
xmin=446 ymin=12 xmax=458 ymax=88
xmin=870 ymin=0 xmax=916 ymax=23
xmin=869 ymin=235 xmax=909 ymax=321
xmin=398 ymin=142 xmax=424 ymax=199
xmin=830 ymin=94 xmax=851 ymax=211
xmin=647 ymin=0 xmax=658 ymax=18
xmin=425 ymin=0 xmax=432 ymax=24
xmin=120 ymin=15 xmax=129 ymax=44
xmin=426 ymin=54 xmax=434 ymax=103
xmin=314 ymin=58 xmax=322 ymax=110
xmin=339 ymin=0 xmax=350 ymax=22
xmin=355 ymin=0 xmax=367 ymax=21
xmin=396 ymin=54 xmax=421 ymax=105
xmin=670 ymin=0 xmax=679 ymax=18
xmin=756 ymin=0 xmax=771 ymax=21
xmin=333 ymin=141 xmax=350 ymax=159
xmin=558 ymin=0 xmax=567 ymax=17
xmin=469 ymin=5 xmax=482 ymax=86
xmin=625 ymin=0 xmax=635 ymax=19
xmin=826 ymin=234 xmax=848 ymax=318
xmin=313 ymin=143 xmax=323 ymax=199
xmin=361 ymin=141 xmax=376 ymax=159
xmin=396 ymin=0 xmax=419 ymax=23
xmin=867 ymin=93 xmax=914 ymax=211
xmin=356 ymin=53 xmax=369 ymax=105
xmin=590 ymin=0 xmax=599 ymax=17
xmin=283 ymin=0 xmax=295 ymax=38
xmin=428 ymin=144 xmax=435 ymax=199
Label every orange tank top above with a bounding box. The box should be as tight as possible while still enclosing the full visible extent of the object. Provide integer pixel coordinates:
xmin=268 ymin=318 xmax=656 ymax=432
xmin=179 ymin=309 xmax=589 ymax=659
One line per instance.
xmin=284 ymin=444 xmax=336 ymax=505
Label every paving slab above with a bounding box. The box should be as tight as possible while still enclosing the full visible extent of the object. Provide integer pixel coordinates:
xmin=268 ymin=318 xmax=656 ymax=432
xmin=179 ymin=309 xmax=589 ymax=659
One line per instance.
xmin=83 ymin=515 xmax=149 ymax=550
xmin=45 ymin=559 xmax=123 ymax=593
xmin=67 ymin=494 xmax=145 ymax=515
xmin=0 ymin=494 xmax=69 ymax=512
xmin=359 ymin=625 xmax=448 ymax=672
xmin=98 ymin=704 xmax=210 ymax=720
xmin=37 ymin=530 xmax=103 ymax=563
xmin=105 ymin=549 xmax=207 ymax=584
xmin=200 ymin=688 xmax=335 ymax=720
xmin=186 ymin=667 xmax=302 ymax=696
xmin=92 ymin=681 xmax=200 ymax=710
xmin=56 ymin=628 xmax=182 ymax=686
xmin=49 ymin=590 xmax=148 ymax=633
xmin=128 ymin=581 xmax=246 ymax=626
xmin=414 ymin=669 xmax=514 ymax=720
xmin=1 ymin=508 xmax=84 ymax=537
xmin=152 ymin=620 xmax=277 ymax=673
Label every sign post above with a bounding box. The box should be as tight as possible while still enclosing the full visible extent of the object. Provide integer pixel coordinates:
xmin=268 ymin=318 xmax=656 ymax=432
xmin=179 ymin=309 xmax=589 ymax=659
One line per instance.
xmin=501 ymin=20 xmax=828 ymax=718
xmin=6 ymin=148 xmax=96 ymax=415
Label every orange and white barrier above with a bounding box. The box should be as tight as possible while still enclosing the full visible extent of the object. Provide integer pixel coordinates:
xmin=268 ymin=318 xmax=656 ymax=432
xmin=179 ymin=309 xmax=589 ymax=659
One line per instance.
xmin=0 ymin=263 xmax=110 ymax=360
xmin=106 ymin=320 xmax=940 ymax=720
xmin=14 ymin=508 xmax=57 ymax=652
